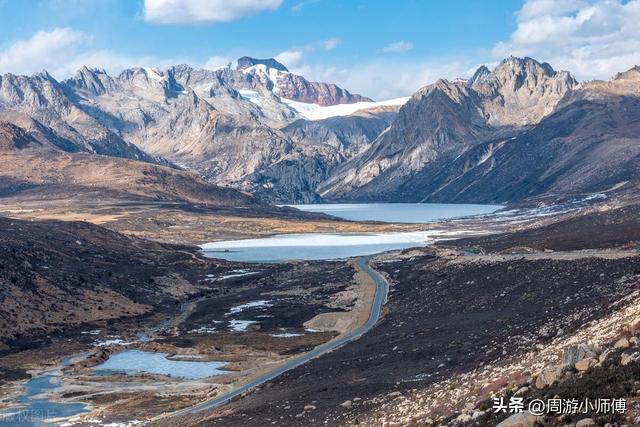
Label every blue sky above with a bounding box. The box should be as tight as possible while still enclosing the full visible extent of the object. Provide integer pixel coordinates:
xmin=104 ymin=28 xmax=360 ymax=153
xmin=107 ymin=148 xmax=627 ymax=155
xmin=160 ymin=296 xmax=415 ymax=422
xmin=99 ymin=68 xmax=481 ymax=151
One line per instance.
xmin=1 ymin=0 xmax=639 ymax=99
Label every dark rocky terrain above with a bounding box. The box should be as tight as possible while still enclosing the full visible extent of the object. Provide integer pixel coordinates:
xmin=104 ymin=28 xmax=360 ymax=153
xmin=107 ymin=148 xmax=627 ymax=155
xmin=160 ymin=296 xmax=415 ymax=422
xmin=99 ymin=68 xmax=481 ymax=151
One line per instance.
xmin=0 ymin=216 xmax=233 ymax=346
xmin=451 ymin=202 xmax=640 ymax=252
xmin=0 ymin=216 xmax=366 ymax=424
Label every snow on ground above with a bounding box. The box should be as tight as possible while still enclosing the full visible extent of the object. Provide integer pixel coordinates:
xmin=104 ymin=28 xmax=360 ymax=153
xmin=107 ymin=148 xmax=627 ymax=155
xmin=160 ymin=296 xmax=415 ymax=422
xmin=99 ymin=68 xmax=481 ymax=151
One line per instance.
xmin=270 ymin=332 xmax=304 ymax=338
xmin=205 ymin=270 xmax=258 ymax=281
xmin=61 ymin=420 xmax=145 ymax=427
xmin=280 ymin=96 xmax=410 ymax=121
xmin=238 ymin=89 xmax=263 ymax=107
xmin=187 ymin=326 xmax=218 ymax=334
xmin=229 ymin=320 xmax=257 ymax=332
xmin=241 ymin=64 xmax=283 ymax=82
xmin=188 ymin=321 xmax=222 ymax=334
xmin=93 ymin=337 xmax=136 ymax=347
xmin=226 ymin=300 xmax=273 ymax=316
xmin=142 ymin=67 xmax=163 ymax=82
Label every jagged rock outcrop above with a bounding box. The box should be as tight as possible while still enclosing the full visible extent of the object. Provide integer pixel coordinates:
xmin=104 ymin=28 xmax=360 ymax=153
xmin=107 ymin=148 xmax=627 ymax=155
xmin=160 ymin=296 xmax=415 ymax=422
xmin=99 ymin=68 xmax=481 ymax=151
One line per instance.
xmin=236 ymin=57 xmax=372 ymax=106
xmin=237 ymin=56 xmax=288 ymax=72
xmin=469 ymin=56 xmax=577 ymax=126
xmin=65 ymin=66 xmax=119 ymax=97
xmin=0 ymin=71 xmax=160 ymax=162
xmin=271 ymin=71 xmax=372 ymax=105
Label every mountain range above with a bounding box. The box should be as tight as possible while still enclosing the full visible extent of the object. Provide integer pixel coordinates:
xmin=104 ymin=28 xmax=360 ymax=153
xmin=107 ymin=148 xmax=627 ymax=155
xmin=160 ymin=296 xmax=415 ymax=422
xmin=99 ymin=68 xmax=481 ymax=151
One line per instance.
xmin=1 ymin=56 xmax=639 ymax=205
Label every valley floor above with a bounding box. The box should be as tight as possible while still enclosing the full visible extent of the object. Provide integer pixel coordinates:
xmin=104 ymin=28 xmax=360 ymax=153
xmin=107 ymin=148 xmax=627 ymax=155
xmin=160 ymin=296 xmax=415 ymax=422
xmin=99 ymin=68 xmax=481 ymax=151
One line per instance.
xmin=1 ymin=199 xmax=639 ymax=427
xmin=0 ymin=217 xmax=381 ymax=426
xmin=150 ymin=203 xmax=640 ymax=427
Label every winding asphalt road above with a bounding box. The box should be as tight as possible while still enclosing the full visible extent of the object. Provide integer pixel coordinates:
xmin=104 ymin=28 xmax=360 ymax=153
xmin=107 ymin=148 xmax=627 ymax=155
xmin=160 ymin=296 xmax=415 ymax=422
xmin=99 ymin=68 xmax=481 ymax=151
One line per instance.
xmin=167 ymin=256 xmax=389 ymax=419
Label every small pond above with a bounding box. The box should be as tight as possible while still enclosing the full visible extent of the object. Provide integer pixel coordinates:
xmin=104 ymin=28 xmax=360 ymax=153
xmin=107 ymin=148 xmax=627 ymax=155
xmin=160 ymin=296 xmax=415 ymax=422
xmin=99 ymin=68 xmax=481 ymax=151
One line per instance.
xmin=93 ymin=350 xmax=228 ymax=380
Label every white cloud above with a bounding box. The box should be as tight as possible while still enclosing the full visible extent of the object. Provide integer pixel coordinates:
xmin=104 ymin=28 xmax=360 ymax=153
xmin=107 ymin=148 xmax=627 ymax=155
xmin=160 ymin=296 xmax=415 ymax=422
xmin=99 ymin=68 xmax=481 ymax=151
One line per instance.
xmin=272 ymin=38 xmax=340 ymax=74
xmin=143 ymin=0 xmax=283 ymax=24
xmin=0 ymin=28 xmax=189 ymax=79
xmin=204 ymin=55 xmax=231 ymax=70
xmin=380 ymin=41 xmax=414 ymax=53
xmin=65 ymin=50 xmax=189 ymax=75
xmin=274 ymin=49 xmax=304 ymax=69
xmin=0 ymin=28 xmax=88 ymax=76
xmin=322 ymin=37 xmax=341 ymax=51
xmin=493 ymin=0 xmax=640 ymax=80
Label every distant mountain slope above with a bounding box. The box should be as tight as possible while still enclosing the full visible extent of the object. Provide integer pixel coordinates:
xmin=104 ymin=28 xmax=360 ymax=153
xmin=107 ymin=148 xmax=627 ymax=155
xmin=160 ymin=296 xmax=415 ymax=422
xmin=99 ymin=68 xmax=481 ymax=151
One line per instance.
xmin=0 ymin=72 xmax=161 ymax=163
xmin=388 ymin=95 xmax=640 ymax=203
xmin=283 ymin=109 xmax=397 ymax=158
xmin=0 ymin=120 xmax=258 ymax=207
xmin=0 ymin=57 xmax=392 ymax=203
xmin=2 ymin=56 xmax=638 ymax=205
xmin=320 ymin=57 xmax=584 ymax=201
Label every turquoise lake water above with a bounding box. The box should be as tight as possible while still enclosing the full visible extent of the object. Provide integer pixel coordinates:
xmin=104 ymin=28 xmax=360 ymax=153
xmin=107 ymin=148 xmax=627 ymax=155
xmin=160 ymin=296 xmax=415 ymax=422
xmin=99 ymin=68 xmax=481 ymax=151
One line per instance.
xmin=288 ymin=203 xmax=502 ymax=223
xmin=202 ymin=203 xmax=500 ymax=262
xmin=93 ymin=350 xmax=228 ymax=379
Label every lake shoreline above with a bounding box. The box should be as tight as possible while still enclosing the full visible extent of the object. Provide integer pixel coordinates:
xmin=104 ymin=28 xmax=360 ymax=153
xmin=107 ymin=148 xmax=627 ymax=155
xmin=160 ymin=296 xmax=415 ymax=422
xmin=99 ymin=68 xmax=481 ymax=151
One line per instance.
xmin=200 ymin=203 xmax=502 ymax=262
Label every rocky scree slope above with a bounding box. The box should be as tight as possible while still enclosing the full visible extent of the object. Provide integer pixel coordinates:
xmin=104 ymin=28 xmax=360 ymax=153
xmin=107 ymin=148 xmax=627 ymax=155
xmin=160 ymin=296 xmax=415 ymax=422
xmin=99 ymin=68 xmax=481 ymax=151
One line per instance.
xmin=0 ymin=216 xmax=233 ymax=345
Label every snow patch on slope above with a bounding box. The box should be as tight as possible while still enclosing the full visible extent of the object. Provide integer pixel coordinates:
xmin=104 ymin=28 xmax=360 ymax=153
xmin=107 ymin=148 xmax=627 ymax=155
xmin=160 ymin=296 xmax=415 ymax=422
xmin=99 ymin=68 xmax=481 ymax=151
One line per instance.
xmin=238 ymin=89 xmax=263 ymax=107
xmin=281 ymin=97 xmax=411 ymax=121
xmin=241 ymin=64 xmax=285 ymax=82
xmin=142 ymin=67 xmax=163 ymax=81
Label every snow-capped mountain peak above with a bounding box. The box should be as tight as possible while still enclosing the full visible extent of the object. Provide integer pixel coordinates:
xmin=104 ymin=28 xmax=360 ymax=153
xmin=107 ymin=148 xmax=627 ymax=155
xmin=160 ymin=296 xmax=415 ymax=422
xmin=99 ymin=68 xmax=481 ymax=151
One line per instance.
xmin=233 ymin=56 xmax=372 ymax=106
xmin=236 ymin=56 xmax=288 ymax=72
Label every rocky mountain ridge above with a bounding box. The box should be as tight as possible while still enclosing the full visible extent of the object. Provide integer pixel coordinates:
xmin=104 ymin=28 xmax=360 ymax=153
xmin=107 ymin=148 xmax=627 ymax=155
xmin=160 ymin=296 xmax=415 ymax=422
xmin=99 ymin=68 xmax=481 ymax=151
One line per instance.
xmin=0 ymin=57 xmax=389 ymax=202
xmin=1 ymin=56 xmax=639 ymax=204
xmin=321 ymin=57 xmax=639 ymax=203
xmin=0 ymin=71 xmax=160 ymax=163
